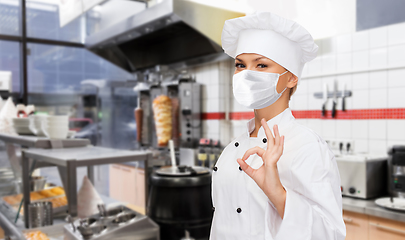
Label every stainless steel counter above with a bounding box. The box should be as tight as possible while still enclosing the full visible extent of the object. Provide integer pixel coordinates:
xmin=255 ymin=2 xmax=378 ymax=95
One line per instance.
xmin=0 ymin=133 xmax=90 ymax=148
xmin=342 ymin=196 xmax=405 ymax=222
xmin=21 ymin=147 xmax=152 ymax=228
xmin=0 ymin=195 xmax=128 ymax=240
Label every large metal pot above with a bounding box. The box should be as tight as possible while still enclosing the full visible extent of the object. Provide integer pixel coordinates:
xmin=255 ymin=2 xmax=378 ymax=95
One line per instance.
xmin=147 ymin=166 xmax=212 ymax=240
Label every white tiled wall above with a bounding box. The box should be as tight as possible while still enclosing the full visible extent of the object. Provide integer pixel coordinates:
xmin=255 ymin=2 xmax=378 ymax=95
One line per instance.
xmin=189 ymin=60 xmax=234 ymax=146
xmin=298 ymin=21 xmax=405 ymax=155
xmin=190 ymin=22 xmax=405 ymax=154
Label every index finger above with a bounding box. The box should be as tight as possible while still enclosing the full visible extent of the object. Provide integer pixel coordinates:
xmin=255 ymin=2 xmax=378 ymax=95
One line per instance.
xmin=261 ymin=118 xmax=275 ymax=145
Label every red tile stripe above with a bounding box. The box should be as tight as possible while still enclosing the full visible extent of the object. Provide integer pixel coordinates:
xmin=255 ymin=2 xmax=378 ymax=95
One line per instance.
xmin=229 ymin=112 xmax=255 ymax=120
xmin=292 ymin=109 xmax=405 ymax=119
xmin=201 ymin=109 xmax=405 ymax=120
xmin=202 ymin=112 xmax=226 ymax=120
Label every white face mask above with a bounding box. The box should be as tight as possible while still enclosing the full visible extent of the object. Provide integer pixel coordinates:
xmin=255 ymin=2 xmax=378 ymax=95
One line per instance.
xmin=232 ymin=70 xmax=288 ymax=109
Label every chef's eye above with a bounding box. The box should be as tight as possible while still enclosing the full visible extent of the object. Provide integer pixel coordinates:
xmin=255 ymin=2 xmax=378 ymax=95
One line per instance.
xmin=235 ymin=63 xmax=245 ymax=68
xmin=257 ymin=64 xmax=268 ymax=68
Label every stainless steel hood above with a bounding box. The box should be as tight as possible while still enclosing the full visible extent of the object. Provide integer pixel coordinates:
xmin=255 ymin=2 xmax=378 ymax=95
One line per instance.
xmin=85 ymin=0 xmax=244 ymax=72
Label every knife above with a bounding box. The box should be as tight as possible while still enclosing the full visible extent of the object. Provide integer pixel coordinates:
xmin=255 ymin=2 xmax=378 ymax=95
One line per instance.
xmin=322 ymin=84 xmax=328 ymax=117
xmin=341 ymin=83 xmax=346 ymax=111
xmin=332 ymin=80 xmax=337 ymax=118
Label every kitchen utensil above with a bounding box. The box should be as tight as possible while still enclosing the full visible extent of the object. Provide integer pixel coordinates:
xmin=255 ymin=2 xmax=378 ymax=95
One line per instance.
xmin=336 ymin=154 xmax=387 ymax=199
xmin=77 ymin=223 xmax=105 ymax=240
xmin=29 ymin=115 xmax=47 ymax=136
xmin=341 ymin=83 xmax=346 ymax=111
xmin=135 ymin=106 xmax=143 ymax=142
xmin=12 ymin=117 xmax=35 ymax=135
xmin=30 ymin=176 xmax=46 ymax=191
xmin=46 ymin=115 xmax=69 ymax=123
xmin=181 ymin=230 xmax=195 ymax=240
xmin=169 ymin=139 xmax=176 ymax=167
xmin=387 ymin=146 xmax=405 ymax=198
xmin=322 ymin=84 xmax=327 ymax=117
xmin=28 ymin=201 xmax=53 ymax=228
xmin=332 ymin=80 xmax=337 ymax=118
xmin=148 ymin=166 xmax=212 ymax=240
xmin=155 ymin=165 xmax=208 ymax=176
xmin=16 ymin=104 xmax=27 ymax=118
xmin=67 ymin=130 xmax=76 ymax=138
xmin=111 ymin=212 xmax=136 ymax=224
xmin=64 ymin=205 xmax=159 ymax=240
xmin=66 ymin=215 xmax=76 ymax=232
xmin=40 ymin=115 xmax=70 ymax=139
xmin=100 ymin=205 xmax=124 ymax=218
xmin=375 ymin=197 xmax=405 ymax=212
xmin=42 ymin=126 xmax=69 ymax=139
xmin=97 ymin=204 xmax=106 ymax=217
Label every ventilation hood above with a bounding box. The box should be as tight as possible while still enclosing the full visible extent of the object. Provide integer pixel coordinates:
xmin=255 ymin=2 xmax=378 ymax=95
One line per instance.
xmin=85 ymin=0 xmax=244 ymax=72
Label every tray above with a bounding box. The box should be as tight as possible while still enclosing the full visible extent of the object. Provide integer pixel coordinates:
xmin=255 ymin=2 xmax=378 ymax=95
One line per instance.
xmin=23 ymin=224 xmax=65 ymax=240
xmin=375 ymin=197 xmax=405 ymax=212
xmin=2 ymin=187 xmax=68 ymax=216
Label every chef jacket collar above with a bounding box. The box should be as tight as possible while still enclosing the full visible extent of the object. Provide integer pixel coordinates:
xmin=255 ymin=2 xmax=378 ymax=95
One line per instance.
xmin=246 ymin=108 xmax=295 ymax=139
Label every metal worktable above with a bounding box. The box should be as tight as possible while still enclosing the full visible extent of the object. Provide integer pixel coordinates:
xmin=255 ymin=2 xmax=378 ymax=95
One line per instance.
xmin=0 ymin=133 xmax=90 ymax=149
xmin=342 ymin=196 xmax=405 ymax=223
xmin=21 ymin=146 xmax=152 ymax=228
xmin=0 ymin=134 xmax=91 ymax=182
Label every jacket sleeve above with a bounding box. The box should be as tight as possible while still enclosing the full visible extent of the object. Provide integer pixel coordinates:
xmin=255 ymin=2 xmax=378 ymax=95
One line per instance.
xmin=264 ymin=140 xmax=346 ymax=240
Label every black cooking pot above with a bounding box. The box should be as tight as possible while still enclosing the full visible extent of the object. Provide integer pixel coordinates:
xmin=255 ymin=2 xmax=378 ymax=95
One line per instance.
xmin=147 ymin=166 xmax=212 ymax=240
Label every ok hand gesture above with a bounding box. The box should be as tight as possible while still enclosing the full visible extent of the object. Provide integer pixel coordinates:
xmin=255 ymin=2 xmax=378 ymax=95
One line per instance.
xmin=236 ymin=118 xmax=286 ymax=218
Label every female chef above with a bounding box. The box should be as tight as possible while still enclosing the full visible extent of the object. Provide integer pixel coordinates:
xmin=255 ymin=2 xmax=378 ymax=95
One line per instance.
xmin=210 ymin=12 xmax=346 ymax=240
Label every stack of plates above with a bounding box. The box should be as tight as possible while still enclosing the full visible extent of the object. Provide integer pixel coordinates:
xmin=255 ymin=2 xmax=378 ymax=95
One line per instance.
xmin=42 ymin=116 xmax=69 ymax=139
xmin=28 ymin=115 xmax=47 ymax=137
xmin=12 ymin=118 xmax=34 ymax=135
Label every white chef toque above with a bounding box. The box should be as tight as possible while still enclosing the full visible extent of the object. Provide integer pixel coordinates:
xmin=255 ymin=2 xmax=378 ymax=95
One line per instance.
xmin=221 ymin=12 xmax=318 ymax=79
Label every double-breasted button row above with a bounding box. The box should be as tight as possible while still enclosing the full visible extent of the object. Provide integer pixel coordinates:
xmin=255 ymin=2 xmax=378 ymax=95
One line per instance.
xmin=212 ymin=207 xmax=241 ymax=214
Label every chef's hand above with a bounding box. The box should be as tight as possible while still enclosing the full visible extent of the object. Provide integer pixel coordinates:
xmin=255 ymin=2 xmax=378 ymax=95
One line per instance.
xmin=237 ymin=118 xmax=286 ymax=219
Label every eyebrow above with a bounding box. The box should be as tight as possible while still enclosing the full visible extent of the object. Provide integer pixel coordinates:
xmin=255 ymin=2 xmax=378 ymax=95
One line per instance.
xmin=235 ymin=57 xmax=270 ymax=62
xmin=254 ymin=57 xmax=269 ymax=61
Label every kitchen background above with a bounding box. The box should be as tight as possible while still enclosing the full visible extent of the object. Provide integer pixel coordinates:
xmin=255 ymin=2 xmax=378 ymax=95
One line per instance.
xmin=0 ymin=0 xmax=405 ymax=239
xmin=0 ymin=0 xmax=404 ymax=189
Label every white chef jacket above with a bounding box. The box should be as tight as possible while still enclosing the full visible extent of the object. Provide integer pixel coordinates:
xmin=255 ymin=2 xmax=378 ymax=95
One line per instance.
xmin=210 ymin=108 xmax=346 ymax=240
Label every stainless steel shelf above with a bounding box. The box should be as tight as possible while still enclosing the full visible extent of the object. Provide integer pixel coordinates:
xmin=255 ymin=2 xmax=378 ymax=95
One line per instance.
xmin=0 ymin=133 xmax=90 ymax=148
xmin=21 ymin=147 xmax=152 ymax=228
xmin=23 ymin=146 xmax=151 ymax=167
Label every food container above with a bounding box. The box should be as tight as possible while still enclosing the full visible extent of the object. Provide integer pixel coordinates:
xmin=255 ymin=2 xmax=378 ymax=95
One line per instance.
xmin=30 ymin=176 xmax=47 ymax=192
xmin=28 ymin=201 xmax=53 ymax=228
xmin=64 ymin=205 xmax=159 ymax=240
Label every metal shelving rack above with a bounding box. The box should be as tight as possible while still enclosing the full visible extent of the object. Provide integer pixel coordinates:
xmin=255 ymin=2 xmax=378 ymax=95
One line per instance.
xmin=0 ymin=134 xmax=92 ymax=239
xmin=21 ymin=146 xmax=152 ymax=228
